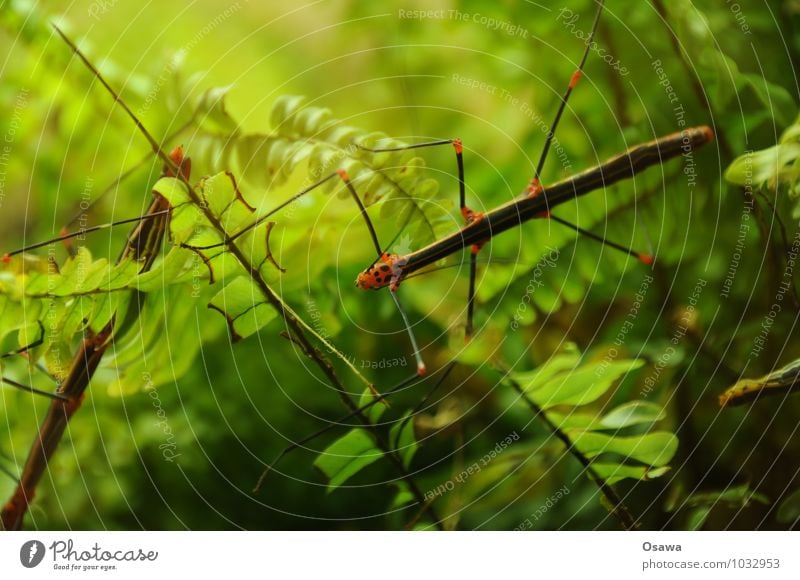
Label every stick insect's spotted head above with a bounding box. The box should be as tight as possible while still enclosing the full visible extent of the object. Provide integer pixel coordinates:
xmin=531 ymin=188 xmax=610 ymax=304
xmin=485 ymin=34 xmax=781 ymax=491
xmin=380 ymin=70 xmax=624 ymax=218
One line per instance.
xmin=356 ymin=253 xmax=408 ymax=291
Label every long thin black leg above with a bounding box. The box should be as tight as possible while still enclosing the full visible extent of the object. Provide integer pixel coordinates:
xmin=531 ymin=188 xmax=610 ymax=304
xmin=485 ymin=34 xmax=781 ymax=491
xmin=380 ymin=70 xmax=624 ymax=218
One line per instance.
xmin=338 ymin=170 xmax=428 ymax=376
xmin=466 ymin=250 xmax=478 ymax=338
xmin=0 ymin=377 xmax=69 ymax=401
xmin=524 ymin=1 xmax=647 ymax=265
xmin=358 ymin=138 xmax=480 ymax=338
xmin=529 ymin=0 xmax=605 ymax=191
xmin=548 ymin=214 xmax=653 ymax=265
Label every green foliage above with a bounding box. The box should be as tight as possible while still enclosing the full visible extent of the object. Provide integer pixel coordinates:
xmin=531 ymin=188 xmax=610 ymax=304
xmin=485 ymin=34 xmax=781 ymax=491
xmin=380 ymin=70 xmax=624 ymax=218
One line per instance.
xmin=313 ymin=429 xmax=384 ymax=491
xmin=511 ymin=346 xmax=676 ymax=485
xmin=0 ymin=0 xmax=797 ymax=531
xmin=777 ymin=488 xmax=800 ymax=525
xmin=726 ymin=116 xmax=800 ymax=215
xmin=188 ymin=93 xmax=452 ymax=246
xmin=667 ymin=484 xmax=770 ymax=530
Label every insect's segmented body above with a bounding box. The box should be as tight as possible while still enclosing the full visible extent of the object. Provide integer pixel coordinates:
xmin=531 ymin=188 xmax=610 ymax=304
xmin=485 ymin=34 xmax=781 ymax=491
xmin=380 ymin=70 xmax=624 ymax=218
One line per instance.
xmin=356 ymin=126 xmax=714 ymax=290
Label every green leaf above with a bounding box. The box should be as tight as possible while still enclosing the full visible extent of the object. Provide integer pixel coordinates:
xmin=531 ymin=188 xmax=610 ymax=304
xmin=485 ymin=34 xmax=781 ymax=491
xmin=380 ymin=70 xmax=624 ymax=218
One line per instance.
xmin=194 ymin=85 xmax=239 ymax=134
xmin=600 ymin=401 xmax=666 ymax=429
xmin=724 ymin=143 xmax=800 ymax=186
xmin=685 ymin=484 xmax=770 ymax=508
xmin=152 ymin=176 xmax=191 ymax=206
xmin=743 ymin=74 xmax=797 ymax=128
xmin=389 ymin=413 xmax=417 ymax=469
xmin=508 ymin=344 xmax=582 ymax=390
xmin=518 ymin=357 xmax=645 ymax=410
xmin=208 ymin=276 xmax=277 ymax=341
xmin=314 ymin=429 xmax=384 ymax=491
xmin=777 ymin=488 xmax=800 ymax=524
xmin=567 ymin=431 xmax=678 ymax=468
xmin=686 ymin=506 xmax=713 ymax=531
xmin=270 ymin=95 xmax=306 ymax=132
xmin=358 ymin=387 xmax=387 ymax=423
xmin=390 ymin=482 xmax=415 ymax=509
xmin=590 ymin=463 xmax=671 ymax=486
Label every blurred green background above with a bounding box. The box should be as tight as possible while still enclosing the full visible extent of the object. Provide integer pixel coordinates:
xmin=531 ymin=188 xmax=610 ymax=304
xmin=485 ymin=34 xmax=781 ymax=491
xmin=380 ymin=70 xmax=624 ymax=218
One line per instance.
xmin=1 ymin=0 xmax=800 ymax=530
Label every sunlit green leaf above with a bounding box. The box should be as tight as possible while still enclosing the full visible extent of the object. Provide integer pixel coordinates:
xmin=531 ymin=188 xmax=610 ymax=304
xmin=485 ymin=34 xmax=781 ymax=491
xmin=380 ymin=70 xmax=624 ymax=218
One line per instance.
xmin=314 ymin=428 xmax=384 ymax=491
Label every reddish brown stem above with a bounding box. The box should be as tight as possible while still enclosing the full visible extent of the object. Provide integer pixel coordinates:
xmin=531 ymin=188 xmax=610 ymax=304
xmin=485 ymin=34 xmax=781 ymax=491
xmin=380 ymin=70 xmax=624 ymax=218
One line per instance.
xmin=1 ymin=162 xmax=176 ymax=530
xmin=1 ymin=326 xmax=111 ymax=530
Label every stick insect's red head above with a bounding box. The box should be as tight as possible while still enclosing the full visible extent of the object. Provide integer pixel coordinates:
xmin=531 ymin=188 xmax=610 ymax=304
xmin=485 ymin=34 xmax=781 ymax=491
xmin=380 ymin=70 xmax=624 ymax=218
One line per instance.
xmin=356 ymin=253 xmax=407 ymax=291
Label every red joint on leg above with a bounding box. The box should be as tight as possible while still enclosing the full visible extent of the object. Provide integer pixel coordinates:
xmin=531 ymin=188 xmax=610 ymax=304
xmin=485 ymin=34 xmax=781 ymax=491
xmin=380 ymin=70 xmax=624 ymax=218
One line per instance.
xmin=417 ymin=364 xmax=427 ymax=377
xmin=471 ymin=243 xmax=482 ymax=255
xmin=638 ymin=253 xmax=654 ymax=266
xmin=535 ymin=211 xmax=551 ymax=219
xmin=452 ymin=138 xmax=463 ymax=154
xmin=527 ymin=178 xmax=543 ymax=198
xmin=569 ymin=69 xmax=582 ymax=89
xmin=2 ymin=253 xmax=10 ymax=264
xmin=701 ymin=126 xmax=714 ymax=144
xmin=336 ymin=168 xmax=350 ymax=181
xmin=461 ymin=207 xmax=485 ymax=224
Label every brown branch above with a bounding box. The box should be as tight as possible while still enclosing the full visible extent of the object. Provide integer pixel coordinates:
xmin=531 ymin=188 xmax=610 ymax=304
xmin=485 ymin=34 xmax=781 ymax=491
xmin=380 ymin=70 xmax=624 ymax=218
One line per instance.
xmin=1 ymin=325 xmax=112 ymax=530
xmin=1 ymin=192 xmax=171 ymax=530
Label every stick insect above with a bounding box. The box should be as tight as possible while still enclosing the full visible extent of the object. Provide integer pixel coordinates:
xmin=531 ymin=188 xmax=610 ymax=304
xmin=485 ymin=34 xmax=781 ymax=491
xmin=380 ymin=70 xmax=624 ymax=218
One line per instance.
xmin=165 ymin=0 xmax=713 ymax=389
xmin=0 ymin=0 xmax=714 ymax=524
